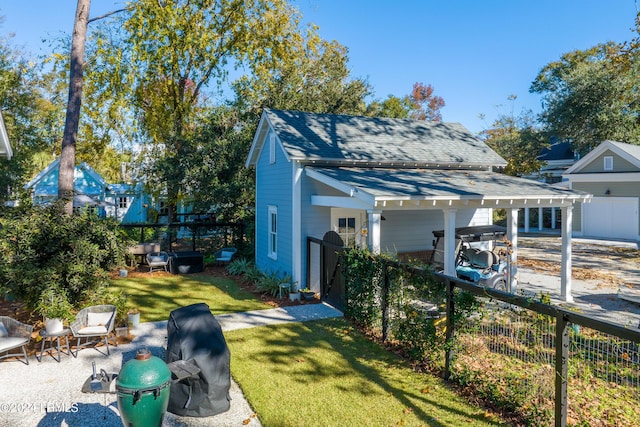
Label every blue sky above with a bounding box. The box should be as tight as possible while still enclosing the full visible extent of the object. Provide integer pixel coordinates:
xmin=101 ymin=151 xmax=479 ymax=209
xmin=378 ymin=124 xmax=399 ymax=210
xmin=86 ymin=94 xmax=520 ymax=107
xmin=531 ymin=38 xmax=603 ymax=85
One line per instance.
xmin=1 ymin=1 xmax=638 ymax=133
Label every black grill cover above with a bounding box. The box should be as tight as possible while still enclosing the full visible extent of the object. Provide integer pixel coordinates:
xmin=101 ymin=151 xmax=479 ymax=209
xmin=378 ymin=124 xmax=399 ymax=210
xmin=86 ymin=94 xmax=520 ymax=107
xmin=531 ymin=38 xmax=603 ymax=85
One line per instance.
xmin=166 ymin=303 xmax=231 ymax=417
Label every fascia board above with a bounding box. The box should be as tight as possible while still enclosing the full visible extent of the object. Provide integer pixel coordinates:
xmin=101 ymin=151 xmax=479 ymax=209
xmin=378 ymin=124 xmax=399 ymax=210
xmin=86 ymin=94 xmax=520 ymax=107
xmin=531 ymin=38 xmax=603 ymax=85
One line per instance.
xmin=305 ymin=167 xmax=375 ymax=205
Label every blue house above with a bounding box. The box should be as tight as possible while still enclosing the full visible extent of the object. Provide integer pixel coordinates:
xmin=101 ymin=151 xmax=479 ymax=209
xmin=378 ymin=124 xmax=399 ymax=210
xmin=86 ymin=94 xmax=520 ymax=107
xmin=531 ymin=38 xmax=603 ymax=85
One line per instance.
xmin=25 ymin=158 xmax=108 ymax=208
xmin=246 ymin=109 xmax=591 ymax=303
xmin=24 ymin=158 xmax=152 ymax=223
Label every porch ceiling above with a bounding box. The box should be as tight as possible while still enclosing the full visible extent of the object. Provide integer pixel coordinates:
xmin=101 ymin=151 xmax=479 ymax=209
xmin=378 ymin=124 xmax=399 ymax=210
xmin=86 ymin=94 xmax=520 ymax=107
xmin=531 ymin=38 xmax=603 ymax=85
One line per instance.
xmin=307 ymin=167 xmax=591 ymax=210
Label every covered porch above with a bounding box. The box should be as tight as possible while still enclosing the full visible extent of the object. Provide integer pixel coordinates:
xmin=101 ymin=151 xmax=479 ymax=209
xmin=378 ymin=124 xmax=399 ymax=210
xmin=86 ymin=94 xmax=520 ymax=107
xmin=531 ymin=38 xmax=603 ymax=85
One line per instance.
xmin=307 ymin=166 xmax=592 ymax=302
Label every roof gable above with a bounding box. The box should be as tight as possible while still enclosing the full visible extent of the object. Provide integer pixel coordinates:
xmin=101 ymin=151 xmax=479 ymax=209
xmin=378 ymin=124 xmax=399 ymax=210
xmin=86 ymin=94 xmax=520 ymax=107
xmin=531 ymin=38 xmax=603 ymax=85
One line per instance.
xmin=564 ymin=140 xmax=640 ymax=174
xmin=247 ymin=109 xmax=507 ymax=168
xmin=25 ymin=158 xmax=107 ymax=196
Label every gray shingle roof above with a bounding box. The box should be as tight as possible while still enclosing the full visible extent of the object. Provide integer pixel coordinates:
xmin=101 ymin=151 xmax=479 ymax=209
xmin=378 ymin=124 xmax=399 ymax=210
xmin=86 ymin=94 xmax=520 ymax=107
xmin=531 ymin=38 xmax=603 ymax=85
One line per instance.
xmin=309 ymin=167 xmax=588 ymax=200
xmin=265 ymin=109 xmax=507 ymax=167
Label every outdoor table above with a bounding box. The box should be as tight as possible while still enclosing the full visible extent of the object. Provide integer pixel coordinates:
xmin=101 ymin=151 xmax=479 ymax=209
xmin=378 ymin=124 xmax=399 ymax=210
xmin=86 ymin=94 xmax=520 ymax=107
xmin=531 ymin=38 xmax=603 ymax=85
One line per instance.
xmin=37 ymin=328 xmax=72 ymax=362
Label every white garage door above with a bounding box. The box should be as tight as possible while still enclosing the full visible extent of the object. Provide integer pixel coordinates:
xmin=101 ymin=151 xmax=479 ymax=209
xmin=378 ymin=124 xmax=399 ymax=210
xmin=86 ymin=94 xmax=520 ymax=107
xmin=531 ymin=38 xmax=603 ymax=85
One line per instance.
xmin=583 ymin=197 xmax=639 ymax=240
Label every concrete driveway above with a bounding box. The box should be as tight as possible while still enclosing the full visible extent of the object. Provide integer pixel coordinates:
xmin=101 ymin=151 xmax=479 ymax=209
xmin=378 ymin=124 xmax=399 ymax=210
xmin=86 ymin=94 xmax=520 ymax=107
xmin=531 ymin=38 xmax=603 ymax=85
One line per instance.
xmin=515 ymin=233 xmax=640 ymax=327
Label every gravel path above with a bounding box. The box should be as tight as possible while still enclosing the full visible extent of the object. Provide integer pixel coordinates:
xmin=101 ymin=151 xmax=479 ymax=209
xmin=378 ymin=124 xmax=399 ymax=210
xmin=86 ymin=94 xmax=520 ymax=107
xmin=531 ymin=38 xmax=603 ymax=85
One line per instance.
xmin=0 ymin=304 xmax=343 ymax=427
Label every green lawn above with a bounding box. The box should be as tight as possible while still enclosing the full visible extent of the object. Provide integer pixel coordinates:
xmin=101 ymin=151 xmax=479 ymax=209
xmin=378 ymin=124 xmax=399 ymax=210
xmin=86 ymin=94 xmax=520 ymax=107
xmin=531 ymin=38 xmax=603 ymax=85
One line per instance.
xmin=110 ymin=273 xmax=271 ymax=322
xmin=227 ymin=319 xmax=506 ymax=427
xmin=111 ymin=273 xmax=505 ymax=426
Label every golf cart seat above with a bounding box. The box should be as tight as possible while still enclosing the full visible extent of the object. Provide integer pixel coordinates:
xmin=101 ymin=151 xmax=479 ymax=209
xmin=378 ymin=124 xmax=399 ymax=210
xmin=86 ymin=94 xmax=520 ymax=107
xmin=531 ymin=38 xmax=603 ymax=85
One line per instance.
xmin=463 ymin=247 xmax=499 ymax=269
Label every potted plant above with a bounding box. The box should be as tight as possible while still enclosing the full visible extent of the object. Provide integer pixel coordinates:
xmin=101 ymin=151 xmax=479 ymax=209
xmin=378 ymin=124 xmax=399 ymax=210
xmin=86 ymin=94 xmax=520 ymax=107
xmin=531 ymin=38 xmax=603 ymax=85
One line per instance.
xmin=36 ymin=288 xmax=74 ymax=334
xmin=299 ymin=288 xmax=316 ymax=301
xmin=288 ymin=283 xmax=300 ymax=302
xmin=127 ymin=308 xmax=140 ymax=328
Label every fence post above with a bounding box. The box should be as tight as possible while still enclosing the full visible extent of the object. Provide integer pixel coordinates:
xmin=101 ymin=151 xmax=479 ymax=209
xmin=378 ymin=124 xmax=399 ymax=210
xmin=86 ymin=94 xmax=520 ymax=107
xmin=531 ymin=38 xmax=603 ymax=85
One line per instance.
xmin=381 ymin=263 xmax=390 ymax=342
xmin=444 ymin=278 xmax=455 ymax=380
xmin=554 ymin=313 xmax=569 ymax=427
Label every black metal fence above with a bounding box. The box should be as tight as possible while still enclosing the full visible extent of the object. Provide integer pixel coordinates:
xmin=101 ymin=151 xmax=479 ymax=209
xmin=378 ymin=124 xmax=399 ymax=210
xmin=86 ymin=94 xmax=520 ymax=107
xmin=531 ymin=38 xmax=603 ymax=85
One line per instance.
xmin=119 ymin=221 xmax=245 ymax=254
xmin=341 ymin=256 xmax=640 ymax=426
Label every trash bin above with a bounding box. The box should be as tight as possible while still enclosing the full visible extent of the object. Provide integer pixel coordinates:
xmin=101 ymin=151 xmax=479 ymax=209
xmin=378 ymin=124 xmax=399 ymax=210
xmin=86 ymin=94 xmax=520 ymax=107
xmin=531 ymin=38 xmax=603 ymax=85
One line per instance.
xmin=116 ymin=348 xmax=172 ymax=427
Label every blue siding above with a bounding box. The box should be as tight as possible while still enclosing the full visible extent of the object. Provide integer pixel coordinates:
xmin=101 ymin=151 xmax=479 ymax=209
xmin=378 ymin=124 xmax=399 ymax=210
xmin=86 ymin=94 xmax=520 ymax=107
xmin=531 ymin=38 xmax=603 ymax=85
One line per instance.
xmin=255 ymin=131 xmax=294 ymax=277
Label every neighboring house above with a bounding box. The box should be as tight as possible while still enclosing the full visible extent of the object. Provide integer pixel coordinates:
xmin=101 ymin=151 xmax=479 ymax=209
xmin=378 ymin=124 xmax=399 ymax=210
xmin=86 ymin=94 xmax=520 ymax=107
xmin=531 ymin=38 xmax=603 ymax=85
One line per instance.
xmin=246 ymin=109 xmax=591 ymax=303
xmin=23 ymin=158 xmax=194 ymax=225
xmin=25 ymin=158 xmax=108 ymax=208
xmin=536 ymin=140 xmax=577 ymax=184
xmin=24 ymin=158 xmax=149 ymax=222
xmin=105 ymin=183 xmax=150 ymax=223
xmin=522 ymin=140 xmax=578 ymax=231
xmin=0 ymin=111 xmax=13 ymax=160
xmin=562 ymin=140 xmax=640 ymax=241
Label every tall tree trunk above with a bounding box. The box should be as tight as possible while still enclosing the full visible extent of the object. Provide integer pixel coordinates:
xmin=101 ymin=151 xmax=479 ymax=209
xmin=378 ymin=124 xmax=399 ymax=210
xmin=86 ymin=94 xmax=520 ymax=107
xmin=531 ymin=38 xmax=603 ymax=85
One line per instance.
xmin=58 ymin=0 xmax=91 ymax=215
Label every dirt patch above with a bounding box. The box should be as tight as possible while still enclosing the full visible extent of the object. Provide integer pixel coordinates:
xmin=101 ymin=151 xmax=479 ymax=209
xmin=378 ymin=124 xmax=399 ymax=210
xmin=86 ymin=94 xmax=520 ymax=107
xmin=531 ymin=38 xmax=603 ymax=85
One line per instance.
xmin=517 ymin=258 xmax=621 ymax=288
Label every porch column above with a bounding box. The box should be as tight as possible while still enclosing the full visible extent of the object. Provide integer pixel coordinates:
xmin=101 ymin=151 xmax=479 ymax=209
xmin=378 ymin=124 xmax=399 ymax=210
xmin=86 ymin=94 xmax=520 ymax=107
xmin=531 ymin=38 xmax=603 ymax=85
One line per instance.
xmin=538 ymin=207 xmax=543 ymax=230
xmin=367 ymin=209 xmax=382 ymax=254
xmin=506 ymin=209 xmax=519 ymax=293
xmin=443 ymin=209 xmax=457 ymax=276
xmin=551 ymin=208 xmax=557 ymax=229
xmin=561 ymin=205 xmax=573 ymax=302
xmin=524 ymin=208 xmax=530 ymax=233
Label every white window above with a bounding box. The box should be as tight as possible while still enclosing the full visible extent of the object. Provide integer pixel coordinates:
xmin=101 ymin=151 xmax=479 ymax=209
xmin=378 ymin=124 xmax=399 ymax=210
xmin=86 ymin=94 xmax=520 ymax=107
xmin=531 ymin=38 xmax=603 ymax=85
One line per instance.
xmin=268 ymin=205 xmax=277 ymax=259
xmin=269 ymin=134 xmax=276 ymax=164
xmin=603 ymin=156 xmax=613 ymax=171
xmin=118 ymin=197 xmax=128 ymax=209
xmin=159 ymin=201 xmax=169 ymax=216
xmin=338 ymin=217 xmax=356 ymax=247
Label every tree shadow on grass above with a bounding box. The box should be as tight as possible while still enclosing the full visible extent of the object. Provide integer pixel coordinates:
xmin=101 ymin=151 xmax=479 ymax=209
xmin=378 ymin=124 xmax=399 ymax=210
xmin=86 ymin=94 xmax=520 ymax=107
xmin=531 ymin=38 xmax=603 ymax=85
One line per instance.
xmin=227 ymin=318 xmax=503 ymax=426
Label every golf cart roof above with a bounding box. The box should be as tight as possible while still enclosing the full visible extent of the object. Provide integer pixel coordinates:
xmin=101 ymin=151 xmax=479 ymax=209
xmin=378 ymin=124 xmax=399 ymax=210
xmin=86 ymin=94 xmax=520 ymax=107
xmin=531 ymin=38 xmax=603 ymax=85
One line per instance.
xmin=432 ymin=225 xmax=507 ymax=242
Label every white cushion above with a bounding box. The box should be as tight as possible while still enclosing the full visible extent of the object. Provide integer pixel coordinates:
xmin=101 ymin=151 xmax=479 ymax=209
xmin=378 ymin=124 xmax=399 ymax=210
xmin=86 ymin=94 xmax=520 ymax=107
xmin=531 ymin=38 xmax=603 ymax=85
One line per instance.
xmin=0 ymin=323 xmax=8 ymax=338
xmin=0 ymin=337 xmax=28 ymax=352
xmin=87 ymin=312 xmax=113 ymax=327
xmin=78 ymin=325 xmax=108 ymax=335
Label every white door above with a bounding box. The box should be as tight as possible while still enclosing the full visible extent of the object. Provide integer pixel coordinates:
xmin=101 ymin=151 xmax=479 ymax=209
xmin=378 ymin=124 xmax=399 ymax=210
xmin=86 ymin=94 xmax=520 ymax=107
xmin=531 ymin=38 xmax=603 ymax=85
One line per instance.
xmin=331 ymin=208 xmax=364 ymax=248
xmin=582 ymin=197 xmax=639 ymax=240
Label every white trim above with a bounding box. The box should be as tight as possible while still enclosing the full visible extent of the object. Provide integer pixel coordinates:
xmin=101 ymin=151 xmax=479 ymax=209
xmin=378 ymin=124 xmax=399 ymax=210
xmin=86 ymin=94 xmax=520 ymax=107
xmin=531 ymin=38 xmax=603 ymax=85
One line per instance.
xmin=0 ymin=112 xmax=12 ymax=160
xmin=245 ymin=113 xmax=269 ymax=168
xmin=565 ymin=140 xmax=640 ymax=174
xmin=292 ymin=162 xmax=302 ymax=285
xmin=268 ymin=205 xmax=277 ymax=260
xmin=305 ymin=168 xmax=376 ymax=205
xmin=269 ymin=134 xmax=276 ymax=164
xmin=603 ymin=156 xmax=613 ymax=171
xmin=311 ymin=195 xmax=371 ymax=210
xmin=563 ymin=172 xmax=640 ymax=183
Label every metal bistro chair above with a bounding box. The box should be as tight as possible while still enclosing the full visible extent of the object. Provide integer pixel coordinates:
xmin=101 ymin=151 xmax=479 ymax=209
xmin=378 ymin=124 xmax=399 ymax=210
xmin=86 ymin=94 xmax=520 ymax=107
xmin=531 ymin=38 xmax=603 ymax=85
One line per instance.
xmin=213 ymin=247 xmax=237 ymax=265
xmin=0 ymin=316 xmax=33 ymax=365
xmin=70 ymin=305 xmax=117 ymax=356
xmin=147 ymin=251 xmax=170 ymax=273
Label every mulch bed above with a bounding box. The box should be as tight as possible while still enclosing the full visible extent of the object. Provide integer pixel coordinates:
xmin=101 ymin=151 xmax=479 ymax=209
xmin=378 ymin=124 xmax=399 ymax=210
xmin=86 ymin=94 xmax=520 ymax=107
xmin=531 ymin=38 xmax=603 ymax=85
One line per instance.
xmin=0 ymin=264 xmax=320 ymax=358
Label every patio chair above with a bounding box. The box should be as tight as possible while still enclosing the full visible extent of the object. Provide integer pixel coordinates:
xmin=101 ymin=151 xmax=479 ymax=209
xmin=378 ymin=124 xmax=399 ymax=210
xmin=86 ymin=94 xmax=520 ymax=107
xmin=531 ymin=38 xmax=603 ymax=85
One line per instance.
xmin=0 ymin=316 xmax=33 ymax=365
xmin=70 ymin=304 xmax=116 ymax=356
xmin=213 ymin=247 xmax=237 ymax=265
xmin=146 ymin=251 xmax=170 ymax=273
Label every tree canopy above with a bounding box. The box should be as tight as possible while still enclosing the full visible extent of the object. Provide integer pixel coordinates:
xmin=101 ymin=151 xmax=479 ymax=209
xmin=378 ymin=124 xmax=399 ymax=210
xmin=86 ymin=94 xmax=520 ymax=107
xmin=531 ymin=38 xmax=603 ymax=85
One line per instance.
xmin=530 ymin=42 xmax=640 ymax=155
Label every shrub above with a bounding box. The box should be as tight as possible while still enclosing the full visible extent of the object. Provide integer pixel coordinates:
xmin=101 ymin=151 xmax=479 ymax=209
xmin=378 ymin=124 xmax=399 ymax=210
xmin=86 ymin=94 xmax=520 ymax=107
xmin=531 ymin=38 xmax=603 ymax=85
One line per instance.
xmin=0 ymin=201 xmax=133 ymax=311
xmin=227 ymin=257 xmax=253 ymax=276
xmin=255 ymin=270 xmax=293 ymax=297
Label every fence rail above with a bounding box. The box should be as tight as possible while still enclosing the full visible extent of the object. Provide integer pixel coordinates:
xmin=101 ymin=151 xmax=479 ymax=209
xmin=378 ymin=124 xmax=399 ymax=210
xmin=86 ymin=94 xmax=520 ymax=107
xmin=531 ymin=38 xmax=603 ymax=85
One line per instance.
xmin=340 ymin=253 xmax=640 ymax=426
xmin=119 ymin=221 xmax=245 ymax=254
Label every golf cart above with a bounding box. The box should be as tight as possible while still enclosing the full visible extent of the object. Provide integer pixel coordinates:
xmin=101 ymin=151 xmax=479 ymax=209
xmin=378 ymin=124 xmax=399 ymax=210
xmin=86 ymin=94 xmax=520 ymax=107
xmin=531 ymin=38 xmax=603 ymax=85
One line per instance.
xmin=430 ymin=225 xmax=508 ymax=291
